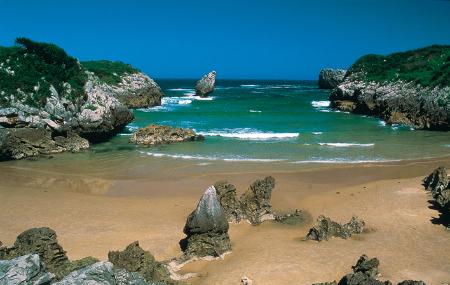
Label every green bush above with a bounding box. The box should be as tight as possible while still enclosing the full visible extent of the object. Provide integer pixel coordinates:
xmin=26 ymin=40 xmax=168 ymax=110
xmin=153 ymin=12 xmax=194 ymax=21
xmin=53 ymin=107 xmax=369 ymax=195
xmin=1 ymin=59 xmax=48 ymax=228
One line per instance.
xmin=81 ymin=60 xmax=139 ymax=85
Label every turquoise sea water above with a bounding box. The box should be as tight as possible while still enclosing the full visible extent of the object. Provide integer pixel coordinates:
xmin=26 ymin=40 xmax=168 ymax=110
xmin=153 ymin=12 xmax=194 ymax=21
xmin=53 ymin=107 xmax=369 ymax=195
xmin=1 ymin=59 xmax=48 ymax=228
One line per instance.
xmin=100 ymin=80 xmax=450 ymax=163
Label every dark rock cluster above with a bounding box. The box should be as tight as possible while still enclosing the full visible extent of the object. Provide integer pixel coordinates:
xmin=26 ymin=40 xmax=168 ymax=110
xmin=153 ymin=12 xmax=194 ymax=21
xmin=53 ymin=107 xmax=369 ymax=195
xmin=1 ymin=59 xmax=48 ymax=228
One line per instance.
xmin=129 ymin=124 xmax=204 ymax=146
xmin=306 ymin=215 xmax=365 ymax=241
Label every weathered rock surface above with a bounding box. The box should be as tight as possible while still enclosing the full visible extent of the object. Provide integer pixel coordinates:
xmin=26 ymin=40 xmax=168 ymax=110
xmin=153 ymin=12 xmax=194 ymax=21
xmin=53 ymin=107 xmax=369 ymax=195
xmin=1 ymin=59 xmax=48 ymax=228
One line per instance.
xmin=240 ymin=176 xmax=276 ymax=225
xmin=130 ymin=124 xmax=204 ymax=146
xmin=0 ymin=254 xmax=55 ymax=285
xmin=274 ymin=209 xmax=311 ymax=226
xmin=213 ymin=180 xmax=242 ymax=223
xmin=423 ymin=166 xmax=450 ymax=207
xmin=108 ymin=241 xmax=173 ymax=284
xmin=306 ymin=216 xmax=365 ymax=241
xmin=318 ymin=68 xmax=346 ymax=89
xmin=0 ymin=128 xmax=89 ymax=161
xmin=195 ymin=71 xmax=216 ymax=97
xmin=181 ymin=186 xmax=231 ymax=257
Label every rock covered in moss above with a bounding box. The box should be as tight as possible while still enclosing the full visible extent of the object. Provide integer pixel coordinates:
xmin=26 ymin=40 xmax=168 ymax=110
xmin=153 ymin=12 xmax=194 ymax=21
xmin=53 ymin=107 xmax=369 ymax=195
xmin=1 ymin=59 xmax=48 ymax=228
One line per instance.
xmin=108 ymin=241 xmax=173 ymax=284
xmin=240 ymin=176 xmax=276 ymax=225
xmin=318 ymin=68 xmax=346 ymax=89
xmin=130 ymin=125 xmax=204 ymax=146
xmin=274 ymin=209 xmax=311 ymax=226
xmin=181 ymin=186 xmax=231 ymax=257
xmin=423 ymin=166 xmax=450 ymax=208
xmin=0 ymin=254 xmax=55 ymax=285
xmin=306 ymin=216 xmax=365 ymax=241
xmin=195 ymin=71 xmax=216 ymax=97
xmin=213 ymin=180 xmax=242 ymax=223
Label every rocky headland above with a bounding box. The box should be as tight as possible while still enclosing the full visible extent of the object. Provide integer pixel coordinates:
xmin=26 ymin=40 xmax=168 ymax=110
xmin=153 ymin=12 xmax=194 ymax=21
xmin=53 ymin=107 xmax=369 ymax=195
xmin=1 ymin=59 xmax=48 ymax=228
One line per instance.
xmin=318 ymin=68 xmax=347 ymax=89
xmin=329 ymin=45 xmax=450 ymax=130
xmin=0 ymin=37 xmax=164 ymax=161
xmin=195 ymin=71 xmax=216 ymax=97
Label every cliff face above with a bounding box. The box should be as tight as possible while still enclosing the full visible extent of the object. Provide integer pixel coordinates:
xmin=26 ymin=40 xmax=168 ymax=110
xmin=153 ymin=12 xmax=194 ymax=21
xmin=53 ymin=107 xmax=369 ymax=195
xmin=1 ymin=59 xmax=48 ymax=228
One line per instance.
xmin=329 ymin=45 xmax=450 ymax=131
xmin=318 ymin=68 xmax=346 ymax=89
xmin=0 ymin=38 xmax=161 ymax=160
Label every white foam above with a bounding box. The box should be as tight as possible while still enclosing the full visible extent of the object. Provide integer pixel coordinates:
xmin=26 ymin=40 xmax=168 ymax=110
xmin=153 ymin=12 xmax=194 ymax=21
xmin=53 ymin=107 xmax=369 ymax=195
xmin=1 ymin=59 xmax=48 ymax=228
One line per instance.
xmin=167 ymin=88 xmax=194 ymax=91
xmin=178 ymin=99 xmax=192 ymax=105
xmin=240 ymin=84 xmax=260 ymax=87
xmin=140 ymin=151 xmax=285 ymax=162
xmin=378 ymin=120 xmax=387 ymax=127
xmin=197 ymin=128 xmax=299 ymax=140
xmin=318 ymin=143 xmax=375 ymax=147
xmin=312 ymin=132 xmax=323 ymax=135
xmin=311 ymin=101 xmax=331 ymax=108
xmin=291 ymin=158 xmax=398 ymax=164
xmin=249 ymin=110 xmax=262 ymax=113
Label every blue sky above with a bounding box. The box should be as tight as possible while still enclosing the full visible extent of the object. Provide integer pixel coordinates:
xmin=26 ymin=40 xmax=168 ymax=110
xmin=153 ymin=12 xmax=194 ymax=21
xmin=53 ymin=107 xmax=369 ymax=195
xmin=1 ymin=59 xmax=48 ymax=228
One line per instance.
xmin=0 ymin=0 xmax=449 ymax=79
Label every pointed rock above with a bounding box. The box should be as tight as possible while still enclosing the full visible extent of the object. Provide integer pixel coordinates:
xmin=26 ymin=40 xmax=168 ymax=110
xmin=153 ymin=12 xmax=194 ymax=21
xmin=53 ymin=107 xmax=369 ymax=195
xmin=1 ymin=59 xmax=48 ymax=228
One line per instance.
xmin=240 ymin=176 xmax=276 ymax=225
xmin=214 ymin=180 xmax=242 ymax=223
xmin=195 ymin=71 xmax=216 ymax=97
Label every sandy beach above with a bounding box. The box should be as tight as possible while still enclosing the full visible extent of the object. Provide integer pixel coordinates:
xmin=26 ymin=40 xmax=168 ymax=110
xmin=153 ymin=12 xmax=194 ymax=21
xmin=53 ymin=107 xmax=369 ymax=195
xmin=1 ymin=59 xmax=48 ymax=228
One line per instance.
xmin=1 ymin=155 xmax=450 ymax=284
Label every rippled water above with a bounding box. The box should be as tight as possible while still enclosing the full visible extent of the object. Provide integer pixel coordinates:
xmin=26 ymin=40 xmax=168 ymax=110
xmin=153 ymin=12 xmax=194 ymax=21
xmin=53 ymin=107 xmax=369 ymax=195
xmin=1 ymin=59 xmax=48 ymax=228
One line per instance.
xmin=95 ymin=79 xmax=449 ymax=163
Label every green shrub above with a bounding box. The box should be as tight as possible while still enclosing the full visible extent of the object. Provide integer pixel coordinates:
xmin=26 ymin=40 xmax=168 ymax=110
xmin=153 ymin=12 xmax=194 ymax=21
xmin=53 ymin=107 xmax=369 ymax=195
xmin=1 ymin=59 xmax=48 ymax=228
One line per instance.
xmin=81 ymin=60 xmax=139 ymax=85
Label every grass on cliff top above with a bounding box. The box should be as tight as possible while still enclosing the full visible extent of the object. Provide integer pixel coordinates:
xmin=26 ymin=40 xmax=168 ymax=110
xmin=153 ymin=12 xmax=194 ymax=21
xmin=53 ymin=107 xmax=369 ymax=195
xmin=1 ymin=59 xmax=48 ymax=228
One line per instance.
xmin=81 ymin=60 xmax=139 ymax=85
xmin=348 ymin=45 xmax=450 ymax=88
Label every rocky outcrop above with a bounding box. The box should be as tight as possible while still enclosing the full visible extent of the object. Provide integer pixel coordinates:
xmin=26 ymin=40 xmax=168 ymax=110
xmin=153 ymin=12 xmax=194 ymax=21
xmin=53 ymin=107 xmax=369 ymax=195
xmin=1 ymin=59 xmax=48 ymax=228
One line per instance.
xmin=95 ymin=72 xmax=164 ymax=109
xmin=313 ymin=255 xmax=426 ymax=285
xmin=240 ymin=176 xmax=276 ymax=225
xmin=0 ymin=254 xmax=55 ymax=285
xmin=213 ymin=181 xmax=242 ymax=223
xmin=129 ymin=125 xmax=204 ymax=146
xmin=195 ymin=71 xmax=216 ymax=97
xmin=318 ymin=68 xmax=346 ymax=89
xmin=0 ymin=128 xmax=89 ymax=160
xmin=108 ymin=241 xmax=173 ymax=284
xmin=181 ymin=186 xmax=231 ymax=258
xmin=306 ymin=216 xmax=365 ymax=241
xmin=423 ymin=166 xmax=450 ymax=207
xmin=274 ymin=209 xmax=311 ymax=226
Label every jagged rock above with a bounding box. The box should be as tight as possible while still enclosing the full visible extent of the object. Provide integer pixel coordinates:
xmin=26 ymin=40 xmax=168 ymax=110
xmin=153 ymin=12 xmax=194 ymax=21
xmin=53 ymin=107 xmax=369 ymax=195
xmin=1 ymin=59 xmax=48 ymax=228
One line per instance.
xmin=0 ymin=128 xmax=89 ymax=161
xmin=318 ymin=68 xmax=346 ymax=89
xmin=214 ymin=180 xmax=242 ymax=223
xmin=195 ymin=71 xmax=216 ymax=97
xmin=130 ymin=125 xmax=204 ymax=146
xmin=313 ymin=282 xmax=337 ymax=285
xmin=0 ymin=254 xmax=55 ymax=285
xmin=240 ymin=176 xmax=276 ymax=225
xmin=423 ymin=167 xmax=450 ymax=207
xmin=181 ymin=186 xmax=231 ymax=257
xmin=338 ymin=255 xmax=390 ymax=285
xmin=396 ymin=281 xmax=426 ymax=285
xmin=108 ymin=241 xmax=172 ymax=284
xmin=306 ymin=216 xmax=365 ymax=241
xmin=274 ymin=209 xmax=311 ymax=226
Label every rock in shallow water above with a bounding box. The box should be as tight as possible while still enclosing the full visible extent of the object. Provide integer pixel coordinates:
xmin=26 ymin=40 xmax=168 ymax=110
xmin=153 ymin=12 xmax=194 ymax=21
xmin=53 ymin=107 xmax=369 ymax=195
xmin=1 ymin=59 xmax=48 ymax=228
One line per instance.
xmin=195 ymin=71 xmax=216 ymax=97
xmin=306 ymin=215 xmax=365 ymax=241
xmin=181 ymin=186 xmax=231 ymax=257
xmin=130 ymin=125 xmax=204 ymax=146
xmin=0 ymin=254 xmax=55 ymax=285
xmin=318 ymin=68 xmax=346 ymax=89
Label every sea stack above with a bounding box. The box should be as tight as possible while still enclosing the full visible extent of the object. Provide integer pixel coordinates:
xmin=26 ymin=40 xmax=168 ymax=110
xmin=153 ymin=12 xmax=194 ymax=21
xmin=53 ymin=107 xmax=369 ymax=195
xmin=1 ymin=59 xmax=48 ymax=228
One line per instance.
xmin=318 ymin=68 xmax=346 ymax=89
xmin=195 ymin=71 xmax=216 ymax=97
xmin=181 ymin=186 xmax=231 ymax=258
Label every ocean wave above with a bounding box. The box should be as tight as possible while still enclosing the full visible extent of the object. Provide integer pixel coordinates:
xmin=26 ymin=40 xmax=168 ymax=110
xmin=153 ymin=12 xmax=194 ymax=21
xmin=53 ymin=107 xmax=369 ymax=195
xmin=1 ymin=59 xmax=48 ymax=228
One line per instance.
xmin=178 ymin=99 xmax=192 ymax=105
xmin=291 ymin=158 xmax=399 ymax=164
xmin=167 ymin=88 xmax=194 ymax=91
xmin=240 ymin=84 xmax=260 ymax=87
xmin=140 ymin=151 xmax=285 ymax=162
xmin=311 ymin=100 xmax=331 ymax=108
xmin=249 ymin=109 xmax=262 ymax=113
xmin=318 ymin=143 xmax=375 ymax=147
xmin=197 ymin=128 xmax=299 ymax=140
xmin=312 ymin=132 xmax=323 ymax=135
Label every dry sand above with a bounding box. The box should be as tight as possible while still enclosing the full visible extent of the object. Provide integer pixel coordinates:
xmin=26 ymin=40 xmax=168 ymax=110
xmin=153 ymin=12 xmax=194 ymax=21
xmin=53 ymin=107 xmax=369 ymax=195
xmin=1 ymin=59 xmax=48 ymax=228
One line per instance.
xmin=1 ymin=155 xmax=450 ymax=284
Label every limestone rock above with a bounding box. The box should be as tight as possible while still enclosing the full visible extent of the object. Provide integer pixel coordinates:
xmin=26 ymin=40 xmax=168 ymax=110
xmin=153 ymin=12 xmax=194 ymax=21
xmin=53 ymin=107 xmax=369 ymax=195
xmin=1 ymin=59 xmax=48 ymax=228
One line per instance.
xmin=318 ymin=68 xmax=346 ymax=89
xmin=240 ymin=176 xmax=276 ymax=225
xmin=306 ymin=216 xmax=365 ymax=241
xmin=181 ymin=186 xmax=231 ymax=257
xmin=108 ymin=241 xmax=172 ymax=284
xmin=130 ymin=125 xmax=204 ymax=146
xmin=214 ymin=180 xmax=242 ymax=223
xmin=195 ymin=71 xmax=216 ymax=97
xmin=0 ymin=254 xmax=55 ymax=285
xmin=423 ymin=166 xmax=450 ymax=207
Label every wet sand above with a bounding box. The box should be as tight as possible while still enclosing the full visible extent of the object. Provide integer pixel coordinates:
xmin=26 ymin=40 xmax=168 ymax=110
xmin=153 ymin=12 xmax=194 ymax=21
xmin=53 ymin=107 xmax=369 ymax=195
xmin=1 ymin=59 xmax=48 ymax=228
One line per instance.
xmin=1 ymin=155 xmax=450 ymax=284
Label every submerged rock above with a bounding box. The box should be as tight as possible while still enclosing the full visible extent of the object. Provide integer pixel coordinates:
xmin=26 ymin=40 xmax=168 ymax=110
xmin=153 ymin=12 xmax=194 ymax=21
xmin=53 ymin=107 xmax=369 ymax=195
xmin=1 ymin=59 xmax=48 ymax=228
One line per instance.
xmin=195 ymin=71 xmax=216 ymax=97
xmin=306 ymin=216 xmax=365 ymax=241
xmin=0 ymin=254 xmax=55 ymax=285
xmin=181 ymin=186 xmax=231 ymax=257
xmin=108 ymin=241 xmax=173 ymax=284
xmin=240 ymin=176 xmax=276 ymax=225
xmin=318 ymin=68 xmax=346 ymax=89
xmin=423 ymin=166 xmax=450 ymax=207
xmin=214 ymin=180 xmax=242 ymax=223
xmin=130 ymin=125 xmax=204 ymax=146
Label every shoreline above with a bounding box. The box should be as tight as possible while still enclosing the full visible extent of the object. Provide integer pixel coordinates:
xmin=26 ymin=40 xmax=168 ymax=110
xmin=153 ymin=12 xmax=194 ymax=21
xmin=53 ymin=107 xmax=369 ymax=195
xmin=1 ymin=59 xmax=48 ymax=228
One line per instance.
xmin=1 ymin=155 xmax=450 ymax=284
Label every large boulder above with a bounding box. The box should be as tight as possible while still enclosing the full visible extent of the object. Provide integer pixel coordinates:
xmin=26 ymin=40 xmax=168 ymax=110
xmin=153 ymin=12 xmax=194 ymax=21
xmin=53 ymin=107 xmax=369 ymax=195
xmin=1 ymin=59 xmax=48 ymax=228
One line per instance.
xmin=240 ymin=176 xmax=276 ymax=225
xmin=306 ymin=216 xmax=365 ymax=241
xmin=318 ymin=68 xmax=346 ymax=89
xmin=108 ymin=241 xmax=173 ymax=284
xmin=0 ymin=128 xmax=89 ymax=161
xmin=181 ymin=186 xmax=231 ymax=258
xmin=0 ymin=254 xmax=55 ymax=285
xmin=213 ymin=181 xmax=242 ymax=223
xmin=195 ymin=71 xmax=216 ymax=97
xmin=423 ymin=166 xmax=450 ymax=207
xmin=129 ymin=125 xmax=204 ymax=146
